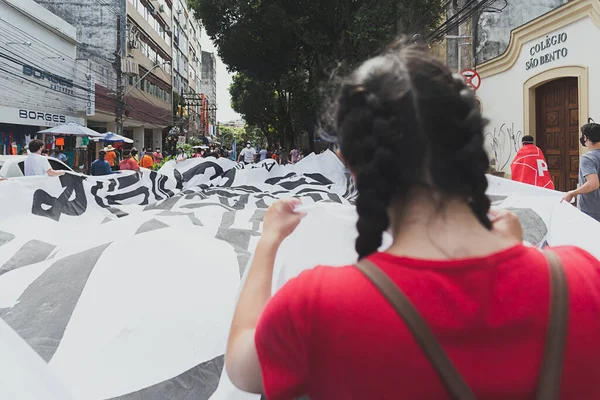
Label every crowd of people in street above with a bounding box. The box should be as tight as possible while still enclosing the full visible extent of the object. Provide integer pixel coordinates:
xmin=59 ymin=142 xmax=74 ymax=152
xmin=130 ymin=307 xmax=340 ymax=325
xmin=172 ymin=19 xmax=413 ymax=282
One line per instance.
xmin=237 ymin=142 xmax=305 ymax=165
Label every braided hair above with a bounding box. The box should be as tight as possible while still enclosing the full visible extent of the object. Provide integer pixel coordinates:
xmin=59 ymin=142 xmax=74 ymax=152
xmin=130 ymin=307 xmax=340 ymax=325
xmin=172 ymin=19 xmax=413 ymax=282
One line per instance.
xmin=322 ymin=38 xmax=491 ymax=259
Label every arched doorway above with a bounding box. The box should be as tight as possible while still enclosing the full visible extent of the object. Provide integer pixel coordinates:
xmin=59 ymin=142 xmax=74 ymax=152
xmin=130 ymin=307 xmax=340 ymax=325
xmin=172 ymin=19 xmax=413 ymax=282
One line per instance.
xmin=535 ymin=77 xmax=579 ymax=192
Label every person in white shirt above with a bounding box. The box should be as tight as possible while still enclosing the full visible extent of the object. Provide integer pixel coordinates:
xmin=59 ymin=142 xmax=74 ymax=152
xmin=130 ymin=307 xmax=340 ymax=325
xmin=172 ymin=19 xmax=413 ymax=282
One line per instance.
xmin=24 ymin=139 xmax=66 ymax=177
xmin=238 ymin=143 xmax=257 ymax=164
xmin=259 ymin=147 xmax=268 ymax=161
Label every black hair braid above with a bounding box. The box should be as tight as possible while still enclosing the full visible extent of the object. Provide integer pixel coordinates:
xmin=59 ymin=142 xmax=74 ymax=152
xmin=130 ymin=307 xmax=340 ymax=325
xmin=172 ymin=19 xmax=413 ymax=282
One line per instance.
xmin=432 ymin=74 xmax=491 ymax=229
xmin=336 ymin=87 xmax=399 ymax=259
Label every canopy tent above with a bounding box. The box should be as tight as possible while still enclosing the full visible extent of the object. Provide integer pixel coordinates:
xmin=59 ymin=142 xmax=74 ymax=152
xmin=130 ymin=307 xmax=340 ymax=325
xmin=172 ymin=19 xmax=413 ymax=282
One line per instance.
xmin=93 ymin=133 xmax=134 ymax=144
xmin=38 ymin=122 xmax=104 ymax=138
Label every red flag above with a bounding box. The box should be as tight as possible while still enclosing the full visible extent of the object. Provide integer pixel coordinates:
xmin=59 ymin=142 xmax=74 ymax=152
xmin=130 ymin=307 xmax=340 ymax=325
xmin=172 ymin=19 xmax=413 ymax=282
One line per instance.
xmin=510 ymin=145 xmax=555 ymax=190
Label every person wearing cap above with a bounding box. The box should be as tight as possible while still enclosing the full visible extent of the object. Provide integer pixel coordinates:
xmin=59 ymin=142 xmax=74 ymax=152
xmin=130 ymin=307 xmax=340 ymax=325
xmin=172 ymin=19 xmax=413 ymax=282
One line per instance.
xmin=562 ymin=121 xmax=600 ymax=221
xmin=510 ymin=136 xmax=555 ymax=190
xmin=119 ymin=149 xmax=140 ymax=172
xmin=104 ymin=145 xmax=118 ymax=171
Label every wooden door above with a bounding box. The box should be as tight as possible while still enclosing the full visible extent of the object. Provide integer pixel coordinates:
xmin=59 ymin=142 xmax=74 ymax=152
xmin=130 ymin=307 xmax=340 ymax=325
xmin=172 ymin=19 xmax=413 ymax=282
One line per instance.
xmin=536 ymin=77 xmax=579 ymax=192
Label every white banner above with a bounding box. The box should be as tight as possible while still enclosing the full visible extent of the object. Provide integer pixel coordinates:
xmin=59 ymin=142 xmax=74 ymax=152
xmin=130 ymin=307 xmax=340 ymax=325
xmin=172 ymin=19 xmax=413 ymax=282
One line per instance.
xmin=0 ymin=151 xmax=597 ymax=399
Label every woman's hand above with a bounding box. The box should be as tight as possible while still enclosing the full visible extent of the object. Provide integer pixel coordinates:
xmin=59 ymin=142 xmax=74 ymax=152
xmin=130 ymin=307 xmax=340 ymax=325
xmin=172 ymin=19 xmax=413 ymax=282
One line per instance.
xmin=489 ymin=209 xmax=524 ymax=243
xmin=261 ymin=198 xmax=306 ymax=246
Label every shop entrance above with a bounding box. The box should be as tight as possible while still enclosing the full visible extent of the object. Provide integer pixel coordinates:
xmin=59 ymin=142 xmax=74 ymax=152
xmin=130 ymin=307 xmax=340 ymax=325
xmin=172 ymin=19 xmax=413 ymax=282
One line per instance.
xmin=535 ymin=77 xmax=579 ymax=192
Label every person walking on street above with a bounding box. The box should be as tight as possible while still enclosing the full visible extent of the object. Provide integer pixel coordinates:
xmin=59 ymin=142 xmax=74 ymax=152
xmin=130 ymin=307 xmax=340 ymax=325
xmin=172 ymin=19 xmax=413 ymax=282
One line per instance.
xmin=139 ymin=151 xmax=154 ymax=169
xmin=225 ymin=38 xmax=600 ymax=400
xmin=562 ymin=120 xmax=600 ymax=221
xmin=153 ymin=148 xmax=164 ymax=164
xmin=510 ymin=135 xmax=555 ymax=189
xmin=131 ymin=148 xmax=140 ymax=163
xmin=238 ymin=143 xmax=256 ymax=164
xmin=24 ymin=140 xmax=65 ymax=177
xmin=90 ymin=150 xmax=117 ymax=176
xmin=290 ymin=147 xmax=299 ymax=164
xmin=104 ymin=145 xmax=118 ymax=171
xmin=119 ymin=149 xmax=140 ymax=172
xmin=259 ymin=147 xmax=268 ymax=161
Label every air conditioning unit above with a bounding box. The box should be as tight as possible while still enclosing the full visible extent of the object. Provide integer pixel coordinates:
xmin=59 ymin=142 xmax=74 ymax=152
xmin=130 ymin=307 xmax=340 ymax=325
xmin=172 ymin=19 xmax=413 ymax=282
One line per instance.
xmin=122 ymin=59 xmax=140 ymax=76
xmin=158 ymin=4 xmax=165 ymax=13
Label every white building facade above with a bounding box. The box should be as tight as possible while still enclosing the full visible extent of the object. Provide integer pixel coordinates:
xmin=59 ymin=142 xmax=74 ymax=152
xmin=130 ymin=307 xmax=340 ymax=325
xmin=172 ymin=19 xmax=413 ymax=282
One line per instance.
xmin=477 ymin=0 xmax=600 ymax=193
xmin=0 ymin=0 xmax=85 ymax=155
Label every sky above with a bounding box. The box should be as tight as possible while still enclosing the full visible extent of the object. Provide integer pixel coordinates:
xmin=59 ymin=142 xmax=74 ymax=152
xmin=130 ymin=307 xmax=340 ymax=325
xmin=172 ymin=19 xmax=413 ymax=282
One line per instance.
xmin=200 ymin=29 xmax=242 ymax=123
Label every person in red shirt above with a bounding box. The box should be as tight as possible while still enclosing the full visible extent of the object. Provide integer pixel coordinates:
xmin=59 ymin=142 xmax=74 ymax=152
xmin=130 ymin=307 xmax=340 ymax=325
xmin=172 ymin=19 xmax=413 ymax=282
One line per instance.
xmin=224 ymin=38 xmax=600 ymax=399
xmin=511 ymin=135 xmax=555 ymax=190
xmin=119 ymin=149 xmax=139 ymax=172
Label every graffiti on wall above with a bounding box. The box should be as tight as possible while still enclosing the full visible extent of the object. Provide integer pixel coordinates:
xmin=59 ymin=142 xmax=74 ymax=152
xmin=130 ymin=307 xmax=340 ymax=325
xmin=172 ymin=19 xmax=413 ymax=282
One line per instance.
xmin=484 ymin=122 xmax=523 ymax=171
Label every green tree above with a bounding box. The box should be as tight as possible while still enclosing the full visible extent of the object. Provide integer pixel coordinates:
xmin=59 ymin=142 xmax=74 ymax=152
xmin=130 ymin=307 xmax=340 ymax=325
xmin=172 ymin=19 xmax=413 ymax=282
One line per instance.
xmin=190 ymin=0 xmax=446 ymax=152
xmin=218 ymin=125 xmax=267 ymax=158
xmin=229 ymin=73 xmax=279 ymax=148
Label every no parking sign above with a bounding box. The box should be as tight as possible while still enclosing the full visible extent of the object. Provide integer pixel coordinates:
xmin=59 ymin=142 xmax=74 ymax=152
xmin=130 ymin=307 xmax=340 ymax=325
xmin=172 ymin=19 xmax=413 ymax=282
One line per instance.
xmin=461 ymin=69 xmax=481 ymax=91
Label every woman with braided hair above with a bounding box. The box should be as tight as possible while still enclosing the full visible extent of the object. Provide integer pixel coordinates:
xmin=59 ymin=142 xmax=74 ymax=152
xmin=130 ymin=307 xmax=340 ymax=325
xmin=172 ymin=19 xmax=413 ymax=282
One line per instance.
xmin=225 ymin=39 xmax=600 ymax=399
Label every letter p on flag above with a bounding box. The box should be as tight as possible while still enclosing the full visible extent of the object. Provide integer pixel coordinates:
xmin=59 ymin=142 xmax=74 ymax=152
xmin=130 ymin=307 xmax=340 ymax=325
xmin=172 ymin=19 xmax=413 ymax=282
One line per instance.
xmin=537 ymin=159 xmax=549 ymax=177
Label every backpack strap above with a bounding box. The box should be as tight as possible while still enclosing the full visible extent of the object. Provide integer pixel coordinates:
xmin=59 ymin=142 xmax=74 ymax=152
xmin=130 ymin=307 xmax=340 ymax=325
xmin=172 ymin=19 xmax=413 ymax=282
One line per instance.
xmin=355 ymin=259 xmax=476 ymax=400
xmin=356 ymin=251 xmax=568 ymax=400
xmin=537 ymin=250 xmax=568 ymax=400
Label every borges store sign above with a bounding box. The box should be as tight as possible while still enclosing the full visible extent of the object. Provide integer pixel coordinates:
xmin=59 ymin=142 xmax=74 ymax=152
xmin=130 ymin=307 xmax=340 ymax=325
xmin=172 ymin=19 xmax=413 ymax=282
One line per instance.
xmin=0 ymin=106 xmax=84 ymax=127
xmin=22 ymin=65 xmax=75 ymax=95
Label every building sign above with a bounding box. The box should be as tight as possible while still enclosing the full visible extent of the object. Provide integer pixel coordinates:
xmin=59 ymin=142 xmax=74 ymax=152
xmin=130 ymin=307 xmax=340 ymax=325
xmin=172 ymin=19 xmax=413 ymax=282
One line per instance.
xmin=86 ymin=73 xmax=95 ymax=116
xmin=22 ymin=65 xmax=75 ymax=95
xmin=526 ymin=32 xmax=568 ymax=71
xmin=0 ymin=106 xmax=84 ymax=127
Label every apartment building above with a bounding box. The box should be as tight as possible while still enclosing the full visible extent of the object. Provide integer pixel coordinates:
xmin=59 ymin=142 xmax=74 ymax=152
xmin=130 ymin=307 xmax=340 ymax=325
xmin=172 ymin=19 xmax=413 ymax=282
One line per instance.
xmin=35 ymin=0 xmax=174 ymax=151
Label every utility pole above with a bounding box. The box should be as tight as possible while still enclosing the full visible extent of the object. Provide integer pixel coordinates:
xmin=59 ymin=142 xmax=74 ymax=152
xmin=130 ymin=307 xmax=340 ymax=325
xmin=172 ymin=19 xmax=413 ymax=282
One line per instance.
xmin=114 ymin=15 xmax=124 ymax=136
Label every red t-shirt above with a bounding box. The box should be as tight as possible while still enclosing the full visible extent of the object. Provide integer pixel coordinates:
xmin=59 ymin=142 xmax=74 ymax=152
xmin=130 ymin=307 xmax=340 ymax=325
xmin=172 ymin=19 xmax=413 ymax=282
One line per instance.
xmin=119 ymin=158 xmax=139 ymax=171
xmin=255 ymin=245 xmax=600 ymax=399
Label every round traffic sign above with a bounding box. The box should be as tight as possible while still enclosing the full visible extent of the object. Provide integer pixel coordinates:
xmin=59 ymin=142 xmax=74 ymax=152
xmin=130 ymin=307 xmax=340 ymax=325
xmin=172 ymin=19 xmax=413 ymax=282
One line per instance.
xmin=461 ymin=69 xmax=481 ymax=91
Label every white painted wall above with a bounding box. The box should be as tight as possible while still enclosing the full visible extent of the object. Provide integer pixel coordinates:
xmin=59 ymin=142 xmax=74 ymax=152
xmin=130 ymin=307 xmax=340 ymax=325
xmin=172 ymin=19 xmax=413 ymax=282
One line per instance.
xmin=478 ymin=17 xmax=600 ymax=173
xmin=0 ymin=0 xmax=84 ymax=122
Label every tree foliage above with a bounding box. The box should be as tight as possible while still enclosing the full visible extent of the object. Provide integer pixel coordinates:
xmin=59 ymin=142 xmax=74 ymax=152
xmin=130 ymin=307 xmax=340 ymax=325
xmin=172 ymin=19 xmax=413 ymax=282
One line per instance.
xmin=189 ymin=0 xmax=446 ymax=151
xmin=218 ymin=125 xmax=266 ymax=149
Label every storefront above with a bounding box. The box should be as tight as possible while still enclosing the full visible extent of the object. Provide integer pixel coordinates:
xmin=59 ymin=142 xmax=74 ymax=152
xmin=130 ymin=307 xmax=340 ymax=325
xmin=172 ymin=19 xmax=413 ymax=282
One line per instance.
xmin=0 ymin=106 xmax=85 ymax=156
xmin=477 ymin=0 xmax=600 ymax=192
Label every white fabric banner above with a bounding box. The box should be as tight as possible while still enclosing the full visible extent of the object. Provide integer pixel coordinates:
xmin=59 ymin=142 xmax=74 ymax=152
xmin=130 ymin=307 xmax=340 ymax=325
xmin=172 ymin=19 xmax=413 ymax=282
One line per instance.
xmin=0 ymin=150 xmax=597 ymax=399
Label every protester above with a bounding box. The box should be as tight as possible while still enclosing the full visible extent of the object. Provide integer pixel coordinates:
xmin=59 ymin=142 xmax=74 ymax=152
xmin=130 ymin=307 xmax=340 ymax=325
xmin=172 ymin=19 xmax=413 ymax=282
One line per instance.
xmin=290 ymin=146 xmax=299 ymax=164
xmin=104 ymin=145 xmax=118 ymax=171
xmin=90 ymin=150 xmax=116 ymax=176
xmin=193 ymin=148 xmax=203 ymax=158
xmin=119 ymin=149 xmax=140 ymax=171
xmin=510 ymin=135 xmax=555 ymax=189
xmin=238 ymin=143 xmax=256 ymax=164
xmin=24 ymin=139 xmax=65 ymax=177
xmin=259 ymin=147 xmax=268 ymax=161
xmin=139 ymin=151 xmax=154 ymax=169
xmin=562 ymin=120 xmax=600 ymax=221
xmin=41 ymin=149 xmax=49 ymax=156
xmin=131 ymin=147 xmax=140 ymax=163
xmin=225 ymin=38 xmax=600 ymax=399
xmin=175 ymin=148 xmax=187 ymax=163
xmin=52 ymin=149 xmax=68 ymax=164
xmin=153 ymin=148 xmax=164 ymax=164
